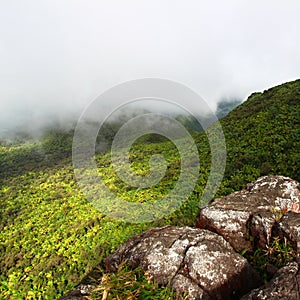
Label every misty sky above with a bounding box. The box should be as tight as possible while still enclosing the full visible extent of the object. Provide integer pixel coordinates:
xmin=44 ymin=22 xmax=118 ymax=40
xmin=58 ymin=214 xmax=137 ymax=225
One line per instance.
xmin=1 ymin=0 xmax=300 ymax=137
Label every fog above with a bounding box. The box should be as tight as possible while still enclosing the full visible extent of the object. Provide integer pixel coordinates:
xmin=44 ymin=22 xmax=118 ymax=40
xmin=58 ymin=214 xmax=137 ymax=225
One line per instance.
xmin=1 ymin=0 xmax=300 ymax=139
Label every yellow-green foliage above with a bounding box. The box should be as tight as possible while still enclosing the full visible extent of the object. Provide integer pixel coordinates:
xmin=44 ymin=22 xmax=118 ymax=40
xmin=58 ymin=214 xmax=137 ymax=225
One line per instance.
xmin=0 ymin=79 xmax=299 ymax=299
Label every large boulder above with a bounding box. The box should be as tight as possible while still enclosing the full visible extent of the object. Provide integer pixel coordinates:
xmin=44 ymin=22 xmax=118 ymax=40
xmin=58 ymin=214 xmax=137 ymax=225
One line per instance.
xmin=196 ymin=176 xmax=300 ymax=252
xmin=241 ymin=261 xmax=300 ymax=300
xmin=104 ymin=226 xmax=262 ymax=300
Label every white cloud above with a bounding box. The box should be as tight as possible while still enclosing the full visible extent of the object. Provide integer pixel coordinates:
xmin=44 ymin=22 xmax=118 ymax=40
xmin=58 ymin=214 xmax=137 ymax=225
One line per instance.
xmin=0 ymin=0 xmax=300 ymax=136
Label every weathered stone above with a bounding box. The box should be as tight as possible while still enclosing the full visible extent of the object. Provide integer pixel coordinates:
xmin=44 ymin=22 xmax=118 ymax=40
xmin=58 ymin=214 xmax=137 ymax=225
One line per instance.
xmin=171 ymin=274 xmax=210 ymax=300
xmin=274 ymin=211 xmax=300 ymax=255
xmin=196 ymin=206 xmax=252 ymax=251
xmin=247 ymin=176 xmax=300 ymax=213
xmin=104 ymin=226 xmax=262 ymax=300
xmin=241 ymin=261 xmax=300 ymax=300
xmin=196 ymin=176 xmax=300 ymax=252
xmin=250 ymin=212 xmax=277 ymax=249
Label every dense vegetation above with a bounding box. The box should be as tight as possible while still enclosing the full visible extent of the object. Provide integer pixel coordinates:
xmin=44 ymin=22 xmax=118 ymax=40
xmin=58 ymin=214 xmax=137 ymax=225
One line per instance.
xmin=222 ymin=79 xmax=300 ymax=187
xmin=0 ymin=79 xmax=299 ymax=299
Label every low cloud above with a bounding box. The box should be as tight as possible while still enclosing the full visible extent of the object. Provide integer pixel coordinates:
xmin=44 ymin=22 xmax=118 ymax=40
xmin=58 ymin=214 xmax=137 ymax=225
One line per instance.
xmin=1 ymin=0 xmax=299 ymax=139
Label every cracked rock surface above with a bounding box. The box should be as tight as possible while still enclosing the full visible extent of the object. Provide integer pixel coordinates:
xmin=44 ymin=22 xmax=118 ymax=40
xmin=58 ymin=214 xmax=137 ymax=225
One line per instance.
xmin=104 ymin=226 xmax=262 ymax=299
xmin=196 ymin=176 xmax=300 ymax=252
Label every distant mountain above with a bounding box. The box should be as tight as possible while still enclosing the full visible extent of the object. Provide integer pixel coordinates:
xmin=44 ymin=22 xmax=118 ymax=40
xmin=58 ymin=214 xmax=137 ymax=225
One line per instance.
xmin=174 ymin=99 xmax=242 ymax=133
xmin=216 ymin=99 xmax=242 ymax=119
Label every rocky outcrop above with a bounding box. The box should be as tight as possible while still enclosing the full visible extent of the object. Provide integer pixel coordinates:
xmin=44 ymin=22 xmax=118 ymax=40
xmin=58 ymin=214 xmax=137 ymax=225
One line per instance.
xmin=62 ymin=176 xmax=299 ymax=299
xmin=196 ymin=176 xmax=300 ymax=252
xmin=104 ymin=226 xmax=262 ymax=300
xmin=241 ymin=261 xmax=300 ymax=300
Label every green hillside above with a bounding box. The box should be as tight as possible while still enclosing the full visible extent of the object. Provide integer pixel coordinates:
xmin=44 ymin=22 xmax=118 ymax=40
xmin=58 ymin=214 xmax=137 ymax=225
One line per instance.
xmin=0 ymin=79 xmax=299 ymax=299
xmin=222 ymin=79 xmax=300 ymax=190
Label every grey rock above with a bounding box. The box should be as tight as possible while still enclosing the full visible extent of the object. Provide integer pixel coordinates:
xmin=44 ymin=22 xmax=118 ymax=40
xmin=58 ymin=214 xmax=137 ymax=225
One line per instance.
xmin=274 ymin=211 xmax=300 ymax=255
xmin=171 ymin=274 xmax=210 ymax=300
xmin=247 ymin=176 xmax=300 ymax=213
xmin=250 ymin=211 xmax=277 ymax=249
xmin=104 ymin=226 xmax=262 ymax=300
xmin=241 ymin=261 xmax=300 ymax=300
xmin=196 ymin=206 xmax=252 ymax=251
xmin=196 ymin=176 xmax=300 ymax=252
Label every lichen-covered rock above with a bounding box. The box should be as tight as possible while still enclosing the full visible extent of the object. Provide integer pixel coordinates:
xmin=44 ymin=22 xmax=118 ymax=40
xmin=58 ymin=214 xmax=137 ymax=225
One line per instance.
xmin=196 ymin=176 xmax=300 ymax=252
xmin=248 ymin=176 xmax=300 ymax=213
xmin=196 ymin=206 xmax=253 ymax=251
xmin=171 ymin=274 xmax=210 ymax=300
xmin=274 ymin=211 xmax=300 ymax=255
xmin=241 ymin=261 xmax=300 ymax=300
xmin=104 ymin=226 xmax=262 ymax=300
xmin=250 ymin=211 xmax=277 ymax=249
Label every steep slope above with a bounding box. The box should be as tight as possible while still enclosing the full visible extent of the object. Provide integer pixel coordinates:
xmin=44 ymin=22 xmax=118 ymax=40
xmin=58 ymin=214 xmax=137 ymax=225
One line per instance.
xmin=220 ymin=79 xmax=300 ymax=191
